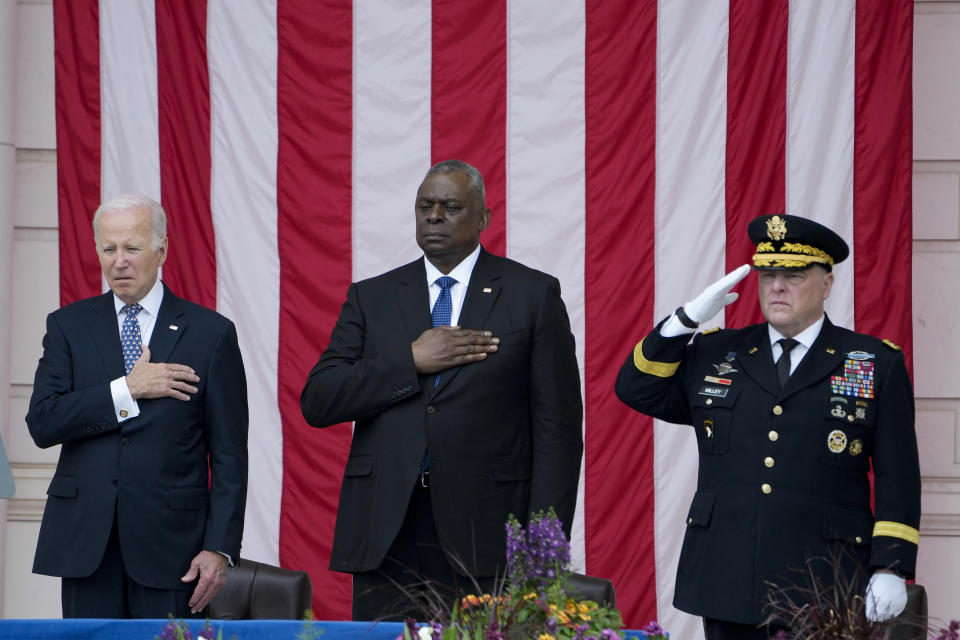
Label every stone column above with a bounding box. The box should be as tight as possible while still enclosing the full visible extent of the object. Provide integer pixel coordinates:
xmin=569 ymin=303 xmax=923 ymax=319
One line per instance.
xmin=0 ymin=0 xmax=19 ymax=618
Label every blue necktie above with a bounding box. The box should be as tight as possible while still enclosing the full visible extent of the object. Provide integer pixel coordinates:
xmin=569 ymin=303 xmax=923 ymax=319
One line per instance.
xmin=431 ymin=276 xmax=457 ymax=387
xmin=120 ymin=304 xmax=144 ymax=374
xmin=422 ymin=276 xmax=457 ymax=478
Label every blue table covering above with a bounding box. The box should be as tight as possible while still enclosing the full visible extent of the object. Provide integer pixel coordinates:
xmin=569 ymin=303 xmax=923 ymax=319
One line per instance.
xmin=0 ymin=619 xmax=654 ymax=639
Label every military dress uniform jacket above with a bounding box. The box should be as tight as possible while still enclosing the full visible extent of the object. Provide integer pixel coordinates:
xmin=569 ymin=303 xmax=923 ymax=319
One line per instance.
xmin=614 ymin=315 xmax=920 ymax=625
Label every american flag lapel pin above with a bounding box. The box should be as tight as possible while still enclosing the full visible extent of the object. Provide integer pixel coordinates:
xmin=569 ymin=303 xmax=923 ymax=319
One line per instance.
xmin=483 ymin=287 xmax=492 ymax=293
xmin=169 ymin=325 xmax=179 ymax=331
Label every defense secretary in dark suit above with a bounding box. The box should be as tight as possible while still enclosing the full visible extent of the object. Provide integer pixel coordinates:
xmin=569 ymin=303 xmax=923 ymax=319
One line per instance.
xmin=615 ymin=215 xmax=920 ymax=640
xmin=27 ymin=195 xmax=248 ymax=619
xmin=301 ymin=160 xmax=583 ymax=620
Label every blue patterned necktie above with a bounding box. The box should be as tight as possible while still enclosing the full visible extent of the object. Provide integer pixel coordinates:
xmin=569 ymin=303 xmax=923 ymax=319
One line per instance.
xmin=422 ymin=276 xmax=457 ymax=478
xmin=121 ymin=304 xmax=144 ymax=374
xmin=431 ymin=276 xmax=457 ymax=387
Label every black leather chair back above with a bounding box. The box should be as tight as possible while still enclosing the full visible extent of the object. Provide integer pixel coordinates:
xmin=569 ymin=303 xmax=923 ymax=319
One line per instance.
xmin=208 ymin=558 xmax=312 ymax=620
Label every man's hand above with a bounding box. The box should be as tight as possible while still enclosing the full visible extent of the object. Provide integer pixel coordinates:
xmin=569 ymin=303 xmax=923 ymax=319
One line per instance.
xmin=181 ymin=550 xmax=228 ymax=614
xmin=661 ymin=264 xmax=751 ymax=337
xmin=865 ymin=570 xmax=907 ymax=622
xmin=412 ymin=326 xmax=499 ymax=375
xmin=125 ymin=346 xmax=199 ymax=401
xmin=684 ymin=263 xmax=751 ymax=323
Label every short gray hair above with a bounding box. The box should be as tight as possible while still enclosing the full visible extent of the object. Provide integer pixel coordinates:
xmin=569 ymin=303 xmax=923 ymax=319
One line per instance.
xmin=425 ymin=160 xmax=485 ymax=205
xmin=93 ymin=194 xmax=167 ymax=249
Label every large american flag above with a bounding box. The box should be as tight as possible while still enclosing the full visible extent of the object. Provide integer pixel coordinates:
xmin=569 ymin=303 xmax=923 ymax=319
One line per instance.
xmin=53 ymin=1 xmax=913 ymax=635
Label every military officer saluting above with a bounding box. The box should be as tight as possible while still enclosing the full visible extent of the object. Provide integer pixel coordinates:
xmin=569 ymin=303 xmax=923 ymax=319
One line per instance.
xmin=615 ymin=214 xmax=921 ymax=640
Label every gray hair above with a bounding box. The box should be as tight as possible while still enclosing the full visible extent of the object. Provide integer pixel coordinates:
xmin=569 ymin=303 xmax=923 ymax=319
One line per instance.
xmin=93 ymin=194 xmax=167 ymax=249
xmin=425 ymin=160 xmax=486 ymax=205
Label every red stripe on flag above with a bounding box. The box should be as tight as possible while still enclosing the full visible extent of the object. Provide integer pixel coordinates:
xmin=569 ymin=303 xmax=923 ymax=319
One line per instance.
xmin=431 ymin=0 xmax=507 ymax=256
xmin=584 ymin=0 xmax=658 ymax=628
xmin=155 ymin=0 xmax=215 ymax=308
xmin=724 ymin=0 xmax=789 ymax=328
xmin=54 ymin=0 xmax=101 ymax=306
xmin=277 ymin=0 xmax=354 ymax=620
xmin=854 ymin=0 xmax=914 ymax=370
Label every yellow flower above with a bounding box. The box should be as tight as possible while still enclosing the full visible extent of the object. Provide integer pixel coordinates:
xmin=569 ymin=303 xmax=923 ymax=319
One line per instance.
xmin=537 ymin=635 xmax=555 ymax=640
xmin=524 ymin=592 xmax=538 ymax=601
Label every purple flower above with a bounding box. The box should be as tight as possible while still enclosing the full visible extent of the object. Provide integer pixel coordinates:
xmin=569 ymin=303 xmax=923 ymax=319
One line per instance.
xmin=505 ymin=509 xmax=572 ymax=587
xmin=600 ymin=629 xmax=621 ymax=640
xmin=641 ymin=620 xmax=664 ymax=634
xmin=157 ymin=620 xmax=179 ymax=640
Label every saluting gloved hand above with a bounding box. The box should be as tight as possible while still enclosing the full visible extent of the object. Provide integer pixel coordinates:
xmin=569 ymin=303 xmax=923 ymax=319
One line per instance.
xmin=661 ymin=264 xmax=751 ymax=337
xmin=865 ymin=571 xmax=908 ymax=622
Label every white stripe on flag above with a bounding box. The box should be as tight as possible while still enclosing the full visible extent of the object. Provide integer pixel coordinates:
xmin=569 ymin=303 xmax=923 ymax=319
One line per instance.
xmin=353 ymin=0 xmax=432 ymax=283
xmin=99 ymin=0 xmax=160 ymax=203
xmin=654 ymin=0 xmax=730 ymax=636
xmin=505 ymin=0 xmax=587 ymax=571
xmin=787 ymin=0 xmax=856 ymax=328
xmin=208 ymin=0 xmax=282 ymax=566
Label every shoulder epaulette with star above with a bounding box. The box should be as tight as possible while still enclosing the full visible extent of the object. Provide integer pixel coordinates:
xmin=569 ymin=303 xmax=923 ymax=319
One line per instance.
xmin=882 ymin=339 xmax=901 ymax=351
xmin=701 ymin=327 xmax=720 ymax=335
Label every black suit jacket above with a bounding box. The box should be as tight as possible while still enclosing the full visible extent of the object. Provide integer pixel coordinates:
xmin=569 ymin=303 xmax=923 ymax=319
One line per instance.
xmin=27 ymin=284 xmax=248 ymax=590
xmin=615 ymin=315 xmax=921 ymax=624
xmin=300 ymin=248 xmax=583 ymax=577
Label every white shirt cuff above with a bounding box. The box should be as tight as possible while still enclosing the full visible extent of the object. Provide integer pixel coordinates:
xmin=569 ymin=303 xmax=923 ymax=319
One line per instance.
xmin=110 ymin=377 xmax=140 ymax=422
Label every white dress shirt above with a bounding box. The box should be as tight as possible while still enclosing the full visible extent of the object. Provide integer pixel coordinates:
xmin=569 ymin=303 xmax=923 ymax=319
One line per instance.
xmin=423 ymin=243 xmax=482 ymax=324
xmin=108 ymin=278 xmax=164 ymax=422
xmin=767 ymin=314 xmax=825 ymax=375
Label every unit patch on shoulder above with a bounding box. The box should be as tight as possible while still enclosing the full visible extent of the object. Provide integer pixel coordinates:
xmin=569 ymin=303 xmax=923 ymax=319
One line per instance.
xmin=882 ymin=339 xmax=901 ymax=351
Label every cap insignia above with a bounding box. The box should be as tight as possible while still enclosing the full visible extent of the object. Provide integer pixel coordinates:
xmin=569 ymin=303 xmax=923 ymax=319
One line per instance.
xmin=766 ymin=215 xmax=787 ymax=241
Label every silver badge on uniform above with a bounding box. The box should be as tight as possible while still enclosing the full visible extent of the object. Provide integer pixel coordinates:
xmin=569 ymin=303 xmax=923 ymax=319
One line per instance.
xmin=827 ymin=430 xmax=848 ymax=453
xmin=713 ymin=362 xmax=738 ymax=375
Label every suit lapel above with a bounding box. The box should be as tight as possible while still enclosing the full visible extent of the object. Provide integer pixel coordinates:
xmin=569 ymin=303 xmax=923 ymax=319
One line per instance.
xmin=89 ymin=292 xmax=126 ymax=377
xmin=394 ymin=260 xmax=433 ymax=344
xmin=732 ymin=324 xmax=780 ymax=397
xmin=149 ymin=284 xmax=188 ymax=363
xmin=433 ymin=249 xmax=502 ymax=395
xmin=781 ymin=316 xmax=843 ymax=398
xmin=457 ymin=249 xmax=501 ymax=330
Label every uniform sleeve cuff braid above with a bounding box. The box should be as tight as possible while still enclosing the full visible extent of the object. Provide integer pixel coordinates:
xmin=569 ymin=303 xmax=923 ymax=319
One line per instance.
xmin=633 ymin=339 xmax=681 ymax=377
xmin=873 ymin=521 xmax=919 ymax=545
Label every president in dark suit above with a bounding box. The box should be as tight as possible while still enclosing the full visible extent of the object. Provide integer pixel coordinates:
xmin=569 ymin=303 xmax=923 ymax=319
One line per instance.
xmin=615 ymin=215 xmax=920 ymax=639
xmin=300 ymin=159 xmax=583 ymax=620
xmin=27 ymin=194 xmax=248 ymax=619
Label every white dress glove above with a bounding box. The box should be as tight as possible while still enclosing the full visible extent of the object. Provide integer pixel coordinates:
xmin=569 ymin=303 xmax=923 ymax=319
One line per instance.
xmin=865 ymin=572 xmax=907 ymax=622
xmin=661 ymin=264 xmax=751 ymax=337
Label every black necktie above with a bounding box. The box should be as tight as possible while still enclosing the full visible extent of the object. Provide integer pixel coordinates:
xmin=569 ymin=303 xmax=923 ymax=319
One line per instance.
xmin=776 ymin=338 xmax=799 ymax=388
